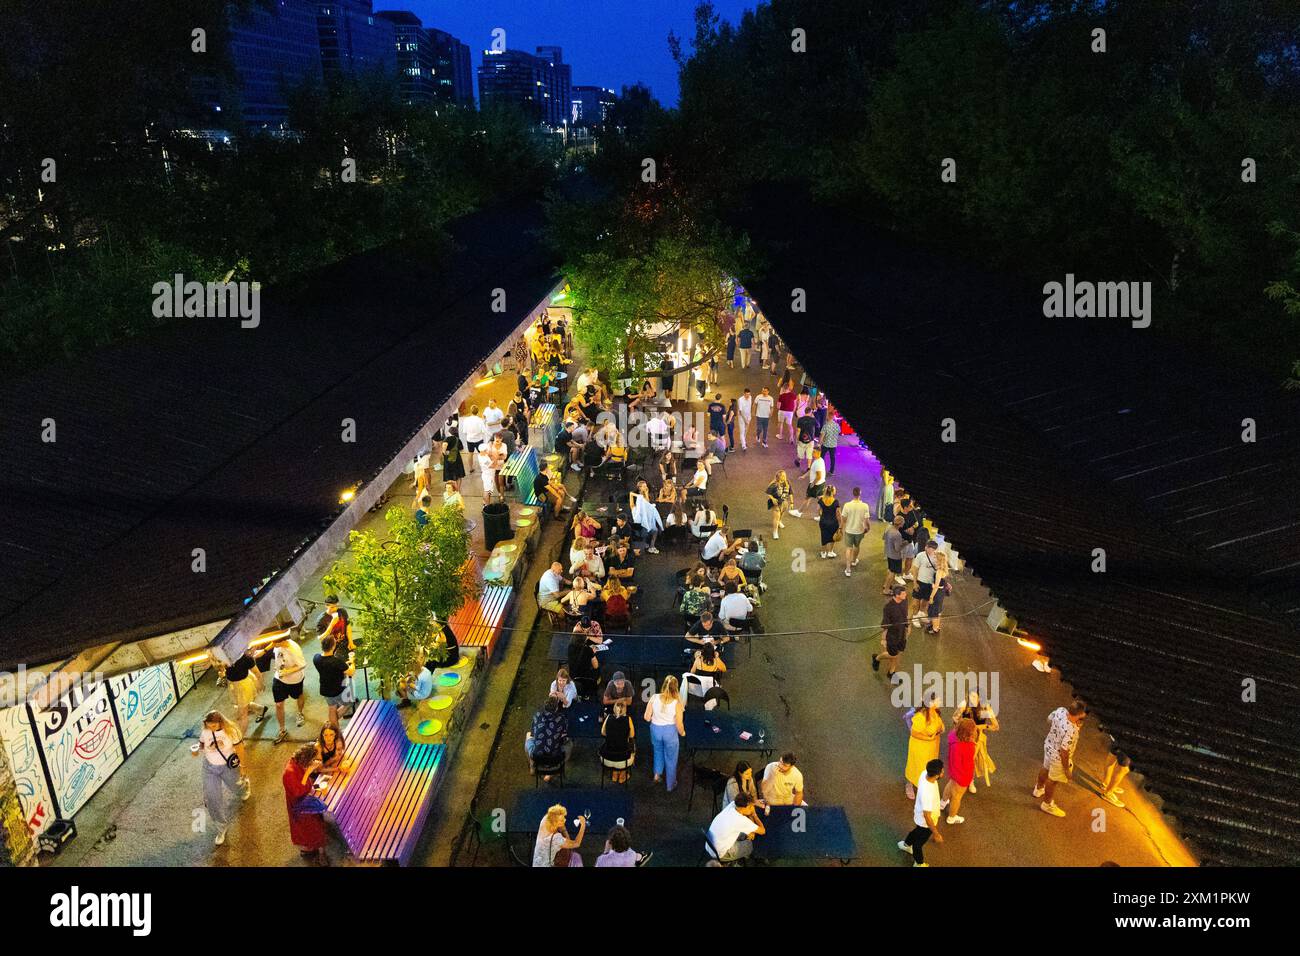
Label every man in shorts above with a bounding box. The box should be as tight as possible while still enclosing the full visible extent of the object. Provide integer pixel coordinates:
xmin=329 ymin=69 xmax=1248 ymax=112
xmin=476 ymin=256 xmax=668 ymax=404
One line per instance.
xmin=872 ymin=586 xmax=910 ymax=681
xmin=270 ymin=634 xmax=308 ymax=743
xmin=840 ymin=487 xmax=871 ymax=577
xmin=313 ymin=634 xmax=354 ymax=727
xmin=1033 ymin=700 xmax=1087 ymax=816
xmin=882 ymin=514 xmax=906 ymax=594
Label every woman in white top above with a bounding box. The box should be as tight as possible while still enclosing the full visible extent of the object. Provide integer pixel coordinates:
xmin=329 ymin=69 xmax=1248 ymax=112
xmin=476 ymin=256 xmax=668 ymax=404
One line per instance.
xmin=687 ymin=462 xmax=709 ymax=498
xmin=549 ymin=667 xmax=578 ymax=708
xmin=533 ymin=803 xmax=587 ymax=867
xmin=477 ymin=446 xmax=497 ymax=502
xmin=644 ymin=675 xmax=686 ymax=791
xmin=628 ymin=479 xmax=664 ymax=553
xmin=191 ymin=710 xmax=249 ymax=846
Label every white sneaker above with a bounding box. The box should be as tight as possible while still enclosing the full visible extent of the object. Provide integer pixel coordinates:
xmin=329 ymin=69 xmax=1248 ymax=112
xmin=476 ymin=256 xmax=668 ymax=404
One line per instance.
xmin=788 ymin=509 xmax=801 ymax=517
xmin=852 ymin=559 xmax=860 ymax=567
xmin=897 ymin=840 xmax=911 ymax=853
xmin=214 ymin=828 xmax=227 ymax=846
xmin=1040 ymin=801 xmax=1066 ymax=817
xmin=844 ymin=569 xmax=852 ymax=577
xmin=295 ymin=713 xmax=305 ymax=728
xmin=778 ymin=520 xmax=785 ymax=528
xmin=240 ymin=778 xmax=252 ymax=801
xmin=826 ymin=551 xmax=836 ymax=558
xmin=894 ymin=575 xmax=907 ymax=585
xmin=939 ymin=799 xmax=950 ymax=810
xmin=647 ymin=547 xmax=660 ymax=554
xmin=819 ymin=551 xmax=827 ymax=559
xmin=1032 ymin=785 xmax=1045 ymax=799
xmin=772 ymin=530 xmax=779 ymax=539
xmin=968 ymin=782 xmax=977 ymax=794
xmin=946 ymin=815 xmax=964 ymax=825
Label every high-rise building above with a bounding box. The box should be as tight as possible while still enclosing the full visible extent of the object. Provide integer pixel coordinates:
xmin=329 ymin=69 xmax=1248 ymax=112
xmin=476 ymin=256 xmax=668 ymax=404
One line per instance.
xmin=375 ymin=10 xmax=434 ymax=102
xmin=191 ymin=0 xmax=323 ymax=132
xmin=534 ymin=46 xmax=571 ymax=129
xmin=317 ymin=0 xmax=396 ymax=78
xmin=429 ymin=28 xmax=474 ymax=105
xmin=478 ymin=46 xmax=570 ymax=128
xmin=571 ymin=85 xmax=617 ymax=128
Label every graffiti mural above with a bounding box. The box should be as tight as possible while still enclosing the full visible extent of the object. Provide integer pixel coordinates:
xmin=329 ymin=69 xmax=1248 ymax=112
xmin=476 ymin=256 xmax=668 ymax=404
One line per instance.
xmin=31 ymin=682 xmax=124 ymax=821
xmin=110 ymin=664 xmax=178 ymax=755
xmin=0 ymin=704 xmax=56 ymax=836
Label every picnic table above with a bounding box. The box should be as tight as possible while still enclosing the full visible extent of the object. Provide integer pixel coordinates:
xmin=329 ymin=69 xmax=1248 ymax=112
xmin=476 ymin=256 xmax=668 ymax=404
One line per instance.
xmin=546 ymin=633 xmax=734 ymax=681
xmin=508 ymin=789 xmax=633 ymax=839
xmin=752 ymin=805 xmax=857 ymax=864
xmin=683 ymin=709 xmax=774 ymax=758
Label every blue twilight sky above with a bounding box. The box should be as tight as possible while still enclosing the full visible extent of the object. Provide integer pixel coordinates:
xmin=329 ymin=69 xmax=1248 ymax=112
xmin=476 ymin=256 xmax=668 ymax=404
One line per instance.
xmin=399 ymin=0 xmax=757 ymax=107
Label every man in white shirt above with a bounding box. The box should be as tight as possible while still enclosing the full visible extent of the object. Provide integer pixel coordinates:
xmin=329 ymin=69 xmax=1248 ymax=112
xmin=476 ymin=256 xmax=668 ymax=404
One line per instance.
xmin=269 ymin=636 xmax=307 ymax=743
xmin=458 ymin=405 xmax=487 ymax=470
xmin=707 ymin=793 xmax=764 ymax=862
xmin=752 ymin=387 xmax=774 ymax=448
xmin=761 ymin=753 xmax=806 ymax=805
xmin=646 ymin=412 xmax=671 ymax=451
xmin=899 ymin=758 xmax=945 ymax=867
xmin=736 ymin=389 xmax=752 ymax=451
xmin=799 ymin=449 xmax=827 ymax=517
xmin=909 ymin=539 xmax=941 ymax=623
xmin=701 ymin=525 xmax=730 ymax=566
xmin=537 ymin=562 xmax=570 ymax=615
xmin=839 ymin=486 xmax=871 ymax=578
xmin=718 ymin=583 xmax=753 ymax=630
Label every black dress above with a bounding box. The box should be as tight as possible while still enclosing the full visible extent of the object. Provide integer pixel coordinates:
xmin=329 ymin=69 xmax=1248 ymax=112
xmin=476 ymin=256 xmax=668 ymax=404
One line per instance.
xmin=442 ymin=436 xmax=466 ymax=482
xmin=599 ymin=714 xmax=635 ymax=767
xmin=818 ymin=498 xmax=840 ymax=547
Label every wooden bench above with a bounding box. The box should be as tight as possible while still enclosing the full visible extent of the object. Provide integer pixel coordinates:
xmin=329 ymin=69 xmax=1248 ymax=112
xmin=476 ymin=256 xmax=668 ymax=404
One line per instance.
xmin=501 ymin=447 xmax=540 ymax=505
xmin=449 ymin=582 xmax=515 ymax=657
xmin=322 ymin=700 xmax=444 ymax=866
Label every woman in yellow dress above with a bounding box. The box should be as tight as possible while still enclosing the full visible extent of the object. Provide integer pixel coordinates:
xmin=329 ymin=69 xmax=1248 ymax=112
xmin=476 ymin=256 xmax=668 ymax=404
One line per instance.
xmin=904 ymin=696 xmax=945 ymax=800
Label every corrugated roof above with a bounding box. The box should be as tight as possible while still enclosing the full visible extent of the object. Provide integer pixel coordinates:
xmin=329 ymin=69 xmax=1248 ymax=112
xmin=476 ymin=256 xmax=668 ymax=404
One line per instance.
xmin=739 ymin=190 xmax=1300 ymax=866
xmin=0 ymin=202 xmax=558 ymax=669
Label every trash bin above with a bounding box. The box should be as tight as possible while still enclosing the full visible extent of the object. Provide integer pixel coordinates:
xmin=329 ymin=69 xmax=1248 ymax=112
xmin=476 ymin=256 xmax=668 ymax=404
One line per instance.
xmin=482 ymin=501 xmax=513 ymax=552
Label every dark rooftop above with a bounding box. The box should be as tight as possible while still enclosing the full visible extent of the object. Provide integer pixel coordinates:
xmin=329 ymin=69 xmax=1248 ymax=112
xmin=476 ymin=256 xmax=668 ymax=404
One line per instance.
xmin=739 ymin=189 xmax=1300 ymax=866
xmin=0 ymin=202 xmax=558 ymax=670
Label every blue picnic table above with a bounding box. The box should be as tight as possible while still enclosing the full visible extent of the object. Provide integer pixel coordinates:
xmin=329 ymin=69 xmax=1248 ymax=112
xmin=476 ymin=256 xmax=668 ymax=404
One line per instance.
xmin=752 ymin=805 xmax=857 ymax=863
xmin=508 ymin=788 xmax=633 ymax=838
xmin=683 ymin=709 xmax=774 ymax=757
xmin=547 ymin=632 xmax=734 ymax=680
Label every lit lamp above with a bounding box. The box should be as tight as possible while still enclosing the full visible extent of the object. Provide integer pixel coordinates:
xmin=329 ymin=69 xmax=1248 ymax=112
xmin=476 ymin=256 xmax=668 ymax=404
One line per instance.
xmin=339 ymin=485 xmax=358 ymax=504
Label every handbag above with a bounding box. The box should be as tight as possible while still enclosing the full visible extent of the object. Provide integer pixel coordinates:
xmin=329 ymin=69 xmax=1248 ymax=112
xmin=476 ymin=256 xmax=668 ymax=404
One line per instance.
xmin=292 ymin=793 xmax=327 ymax=817
xmin=210 ymin=731 xmax=240 ymax=771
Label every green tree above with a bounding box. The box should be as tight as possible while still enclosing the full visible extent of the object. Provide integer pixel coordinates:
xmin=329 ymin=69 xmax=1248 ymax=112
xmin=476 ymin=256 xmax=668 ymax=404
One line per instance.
xmin=322 ymin=507 xmax=479 ymax=696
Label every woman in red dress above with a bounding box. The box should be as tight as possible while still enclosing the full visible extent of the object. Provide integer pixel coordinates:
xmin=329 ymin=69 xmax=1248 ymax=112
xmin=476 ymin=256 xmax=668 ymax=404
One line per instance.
xmin=283 ymin=745 xmax=328 ymax=865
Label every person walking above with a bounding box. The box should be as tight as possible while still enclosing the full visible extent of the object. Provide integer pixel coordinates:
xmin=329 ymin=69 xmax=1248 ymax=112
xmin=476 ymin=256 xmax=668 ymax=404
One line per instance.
xmin=284 ymin=744 xmax=329 ymax=865
xmin=899 ymin=759 xmax=945 ymax=867
xmin=775 ymin=381 xmax=797 ymax=443
xmin=954 ymin=692 xmax=999 ymax=792
xmin=795 ymin=448 xmax=827 ymax=517
xmin=840 ymin=487 xmax=871 ymax=578
xmin=269 ymin=634 xmax=308 ymax=744
xmin=599 ymin=700 xmax=636 ymax=784
xmin=820 ymin=406 xmax=840 ymax=476
xmin=753 ymin=387 xmax=774 ymax=448
xmin=221 ymin=650 xmax=268 ymax=736
xmin=192 ymin=710 xmax=249 ymax=847
xmin=909 ymin=540 xmax=941 ymax=626
xmin=724 ymin=398 xmax=738 ymax=452
xmin=872 ymin=586 xmax=910 ymax=680
xmin=1034 ymin=700 xmax=1087 ymax=816
xmin=736 ymin=388 xmax=752 ymax=451
xmin=882 ymin=514 xmax=907 ymax=594
xmin=644 ymin=675 xmax=685 ymax=791
xmin=440 ymin=423 xmax=466 ymax=484
xmin=943 ymin=718 xmax=977 ymax=825
xmin=904 ymin=695 xmax=945 ymax=800
xmin=817 ymin=484 xmax=841 ymax=560
xmin=765 ymin=470 xmax=793 ymax=539
xmin=737 ymin=323 xmax=755 ymax=369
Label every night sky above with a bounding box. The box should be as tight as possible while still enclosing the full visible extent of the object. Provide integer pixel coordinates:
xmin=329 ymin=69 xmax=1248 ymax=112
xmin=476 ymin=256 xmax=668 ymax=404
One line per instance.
xmin=402 ymin=0 xmax=756 ymax=106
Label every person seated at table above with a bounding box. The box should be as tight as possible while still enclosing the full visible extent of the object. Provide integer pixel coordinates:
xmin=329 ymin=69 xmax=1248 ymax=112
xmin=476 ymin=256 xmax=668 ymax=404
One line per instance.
xmin=571 ymin=509 xmax=602 ymax=542
xmin=581 ymin=431 xmax=607 ymax=475
xmin=737 ymin=538 xmax=767 ymax=588
xmin=657 ymin=477 xmax=681 ymax=518
xmin=701 ymin=522 xmax=732 ymax=568
xmin=690 ymin=505 xmax=718 ymax=541
xmin=679 ymin=581 xmax=712 ymax=621
xmin=567 ymin=621 xmax=602 ymax=698
xmin=656 ymin=448 xmax=679 ymax=486
xmin=555 ymin=419 xmax=583 ymax=470
xmin=537 ymin=562 xmax=571 ymax=615
xmin=534 ymin=465 xmax=573 ymax=518
xmin=570 ymin=541 xmax=606 ymax=581
xmin=549 ymin=666 xmax=578 ymax=708
xmin=602 ymin=577 xmax=633 ymax=628
xmin=724 ymin=761 xmax=767 ymax=809
xmin=533 ymin=802 xmax=585 ymax=866
xmin=605 ymin=512 xmax=637 ymax=548
xmin=707 ymin=792 xmax=765 ymax=863
xmin=719 ymin=580 xmax=754 ymax=631
xmin=599 ymin=700 xmax=636 ymax=784
xmin=687 ymin=563 xmax=711 ymax=590
xmin=602 ymin=671 xmax=635 ymax=713
xmin=605 ymin=540 xmax=637 ymax=584
xmin=580 ymin=389 xmax=603 ymax=424
xmin=396 ymin=664 xmax=434 ymax=707
xmin=691 ymin=642 xmax=728 ymax=677
xmin=703 ymin=431 xmax=726 ymax=472
xmin=717 ymin=556 xmax=747 ymax=591
xmin=686 ymin=611 xmax=732 ymax=648
xmin=685 ymin=459 xmax=709 ymax=498
xmin=595 ymin=825 xmax=647 ymax=867
xmin=761 ymin=752 xmax=807 ymax=806
xmin=681 ymin=421 xmax=702 ymax=454
xmin=564 ymin=573 xmax=600 ymax=617
xmin=525 ymin=698 xmax=572 ymax=781
xmin=563 ymin=396 xmax=585 ymax=424
xmin=306 ymin=724 xmax=346 ymax=780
